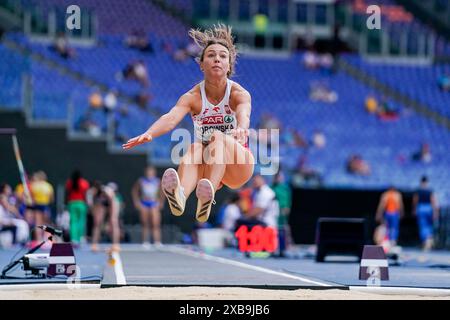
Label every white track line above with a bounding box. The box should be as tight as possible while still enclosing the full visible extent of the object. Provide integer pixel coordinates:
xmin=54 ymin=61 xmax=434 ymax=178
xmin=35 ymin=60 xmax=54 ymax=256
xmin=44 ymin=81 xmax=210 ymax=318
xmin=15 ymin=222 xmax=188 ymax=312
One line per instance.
xmin=162 ymin=246 xmax=332 ymax=287
xmin=112 ymin=251 xmax=126 ymax=285
xmin=0 ymin=283 xmax=100 ymax=291
xmin=350 ymin=286 xmax=450 ymax=297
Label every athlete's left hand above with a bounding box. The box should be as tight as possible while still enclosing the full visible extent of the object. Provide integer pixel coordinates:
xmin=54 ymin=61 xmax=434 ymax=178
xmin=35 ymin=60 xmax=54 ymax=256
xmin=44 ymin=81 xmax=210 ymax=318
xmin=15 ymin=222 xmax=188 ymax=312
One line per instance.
xmin=230 ymin=128 xmax=249 ymax=146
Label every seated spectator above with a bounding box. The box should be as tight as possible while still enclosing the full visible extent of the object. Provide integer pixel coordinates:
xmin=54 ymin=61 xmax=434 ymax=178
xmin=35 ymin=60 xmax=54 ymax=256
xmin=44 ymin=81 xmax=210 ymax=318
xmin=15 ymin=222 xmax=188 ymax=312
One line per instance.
xmin=52 ymin=32 xmax=76 ymax=59
xmin=292 ymin=128 xmax=308 ymax=148
xmin=77 ymin=111 xmax=102 ymax=137
xmin=116 ymin=60 xmax=150 ymax=88
xmin=412 ymin=143 xmax=432 ymax=163
xmin=311 ymin=130 xmax=326 ymax=149
xmin=173 ymin=46 xmax=189 ymax=62
xmin=303 ymin=50 xmax=319 ymax=70
xmin=346 ymin=154 xmax=371 ymax=176
xmin=318 ymin=53 xmax=334 ymax=74
xmin=186 ymin=40 xmax=202 ymax=58
xmin=377 ymin=97 xmax=400 ymax=120
xmin=281 ymin=127 xmax=307 ymax=149
xmin=89 ymin=89 xmax=103 ymax=110
xmin=124 ymin=30 xmax=154 ymax=53
xmin=103 ymin=89 xmax=118 ymax=113
xmin=365 ymin=94 xmax=378 ymax=114
xmin=437 ymin=73 xmax=450 ymax=92
xmin=292 ymin=155 xmax=323 ymax=186
xmin=309 ymin=81 xmax=338 ymax=103
xmin=132 ymin=60 xmax=150 ymax=88
xmin=173 ymin=40 xmax=202 ymax=63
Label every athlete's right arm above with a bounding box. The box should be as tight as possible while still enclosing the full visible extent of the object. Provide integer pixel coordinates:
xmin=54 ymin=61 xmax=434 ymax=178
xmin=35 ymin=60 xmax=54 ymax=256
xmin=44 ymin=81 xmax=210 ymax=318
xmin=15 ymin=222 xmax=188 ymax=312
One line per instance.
xmin=122 ymin=93 xmax=192 ymax=150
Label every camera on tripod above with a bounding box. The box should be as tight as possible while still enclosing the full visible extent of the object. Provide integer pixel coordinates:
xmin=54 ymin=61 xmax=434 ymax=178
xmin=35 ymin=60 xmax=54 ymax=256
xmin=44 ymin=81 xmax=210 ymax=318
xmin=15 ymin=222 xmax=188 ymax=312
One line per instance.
xmin=1 ymin=225 xmax=77 ymax=279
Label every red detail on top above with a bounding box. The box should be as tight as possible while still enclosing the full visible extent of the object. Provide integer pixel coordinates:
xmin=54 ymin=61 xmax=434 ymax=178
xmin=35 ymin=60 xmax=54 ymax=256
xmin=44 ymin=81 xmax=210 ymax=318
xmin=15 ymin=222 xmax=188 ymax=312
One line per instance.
xmin=202 ymin=115 xmax=224 ymax=125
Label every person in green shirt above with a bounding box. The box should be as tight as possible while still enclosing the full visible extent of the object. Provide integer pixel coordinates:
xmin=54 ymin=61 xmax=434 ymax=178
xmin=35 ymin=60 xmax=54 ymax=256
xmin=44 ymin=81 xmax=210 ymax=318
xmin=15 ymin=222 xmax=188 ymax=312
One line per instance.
xmin=271 ymin=171 xmax=292 ymax=257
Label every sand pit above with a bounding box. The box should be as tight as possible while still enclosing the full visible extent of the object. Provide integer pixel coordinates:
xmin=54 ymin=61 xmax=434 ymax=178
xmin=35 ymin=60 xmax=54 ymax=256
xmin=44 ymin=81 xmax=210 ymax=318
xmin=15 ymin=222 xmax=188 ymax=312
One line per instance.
xmin=0 ymin=286 xmax=449 ymax=300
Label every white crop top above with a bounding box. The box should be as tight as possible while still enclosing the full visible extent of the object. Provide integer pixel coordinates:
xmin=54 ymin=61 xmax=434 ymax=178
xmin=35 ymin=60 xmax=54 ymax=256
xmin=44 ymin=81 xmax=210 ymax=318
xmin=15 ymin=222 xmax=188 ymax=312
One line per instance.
xmin=191 ymin=79 xmax=237 ymax=143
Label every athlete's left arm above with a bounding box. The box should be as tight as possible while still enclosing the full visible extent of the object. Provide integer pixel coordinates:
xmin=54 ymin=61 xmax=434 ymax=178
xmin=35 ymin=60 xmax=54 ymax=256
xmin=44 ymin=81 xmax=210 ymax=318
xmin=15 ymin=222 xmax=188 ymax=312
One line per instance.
xmin=233 ymin=89 xmax=252 ymax=130
xmin=231 ymin=88 xmax=252 ymax=145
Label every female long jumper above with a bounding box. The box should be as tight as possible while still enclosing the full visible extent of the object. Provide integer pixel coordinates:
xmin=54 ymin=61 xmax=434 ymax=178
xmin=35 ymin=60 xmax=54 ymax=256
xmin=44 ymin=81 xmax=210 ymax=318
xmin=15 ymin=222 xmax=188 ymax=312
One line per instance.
xmin=123 ymin=25 xmax=255 ymax=223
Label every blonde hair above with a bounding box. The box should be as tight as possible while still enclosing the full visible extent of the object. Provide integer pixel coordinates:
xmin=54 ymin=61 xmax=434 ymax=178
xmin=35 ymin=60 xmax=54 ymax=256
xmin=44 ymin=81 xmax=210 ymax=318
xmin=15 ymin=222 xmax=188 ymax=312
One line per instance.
xmin=188 ymin=24 xmax=237 ymax=77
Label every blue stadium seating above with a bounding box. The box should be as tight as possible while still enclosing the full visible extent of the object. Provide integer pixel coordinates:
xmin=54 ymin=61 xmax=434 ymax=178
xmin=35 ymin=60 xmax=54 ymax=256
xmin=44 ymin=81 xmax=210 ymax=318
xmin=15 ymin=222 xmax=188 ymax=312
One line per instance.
xmin=1 ymin=0 xmax=449 ymax=205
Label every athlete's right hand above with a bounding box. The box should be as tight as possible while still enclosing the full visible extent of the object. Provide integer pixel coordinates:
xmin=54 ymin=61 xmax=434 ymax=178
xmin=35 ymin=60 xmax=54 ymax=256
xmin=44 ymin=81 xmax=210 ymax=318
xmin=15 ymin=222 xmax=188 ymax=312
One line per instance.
xmin=122 ymin=132 xmax=153 ymax=150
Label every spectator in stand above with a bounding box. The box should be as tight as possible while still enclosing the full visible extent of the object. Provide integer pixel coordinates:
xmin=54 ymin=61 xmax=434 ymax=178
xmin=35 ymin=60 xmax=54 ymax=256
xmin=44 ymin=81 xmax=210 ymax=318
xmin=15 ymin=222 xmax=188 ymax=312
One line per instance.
xmin=292 ymin=154 xmax=323 ymax=187
xmin=311 ymin=130 xmax=326 ymax=149
xmin=318 ymin=53 xmax=334 ymax=75
xmin=412 ymin=142 xmax=432 ymax=164
xmin=103 ymin=89 xmax=118 ymax=113
xmin=346 ymin=154 xmax=371 ymax=176
xmin=116 ymin=60 xmax=150 ymax=88
xmin=413 ymin=176 xmax=439 ymax=251
xmin=173 ymin=40 xmax=202 ymax=63
xmin=134 ymin=60 xmax=150 ymax=87
xmin=303 ymin=50 xmax=319 ymax=70
xmin=292 ymin=128 xmax=308 ymax=148
xmin=124 ymin=30 xmax=154 ymax=53
xmin=377 ymin=96 xmax=400 ymax=120
xmin=309 ymin=81 xmax=338 ymax=103
xmin=52 ymin=32 xmax=76 ymax=59
xmin=186 ymin=40 xmax=202 ymax=58
xmin=65 ymin=170 xmax=90 ymax=246
xmin=437 ymin=73 xmax=450 ymax=92
xmin=77 ymin=110 xmax=102 ymax=137
xmin=365 ymin=94 xmax=378 ymax=114
xmin=89 ymin=89 xmax=103 ymax=110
